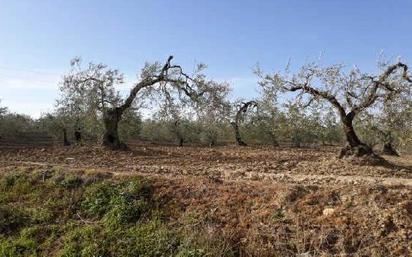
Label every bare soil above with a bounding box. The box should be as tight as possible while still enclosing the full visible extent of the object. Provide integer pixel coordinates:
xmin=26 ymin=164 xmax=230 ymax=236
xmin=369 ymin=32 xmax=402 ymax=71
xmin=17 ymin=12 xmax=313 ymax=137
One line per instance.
xmin=1 ymin=145 xmax=411 ymax=256
xmin=1 ymin=145 xmax=411 ymax=186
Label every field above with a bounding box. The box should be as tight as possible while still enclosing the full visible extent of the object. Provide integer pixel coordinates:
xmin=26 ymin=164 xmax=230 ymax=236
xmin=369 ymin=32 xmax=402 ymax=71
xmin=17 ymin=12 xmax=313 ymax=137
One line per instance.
xmin=0 ymin=145 xmax=411 ymax=256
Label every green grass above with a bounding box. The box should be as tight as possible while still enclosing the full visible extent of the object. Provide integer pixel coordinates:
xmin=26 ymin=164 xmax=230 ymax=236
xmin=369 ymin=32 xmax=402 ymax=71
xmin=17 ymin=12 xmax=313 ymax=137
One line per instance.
xmin=0 ymin=169 xmax=208 ymax=257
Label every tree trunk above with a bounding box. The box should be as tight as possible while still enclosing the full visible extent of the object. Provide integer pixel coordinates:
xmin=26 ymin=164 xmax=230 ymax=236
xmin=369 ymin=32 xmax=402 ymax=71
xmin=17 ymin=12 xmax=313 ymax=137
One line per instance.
xmin=102 ymin=108 xmax=128 ymax=150
xmin=380 ymin=132 xmax=399 ymax=156
xmin=63 ymin=128 xmax=71 ymax=146
xmin=231 ymin=122 xmax=247 ymax=146
xmin=342 ymin=115 xmax=362 ymax=148
xmin=209 ymin=138 xmax=216 ymax=147
xmin=269 ymin=132 xmax=279 ymax=147
xmin=74 ymin=118 xmax=82 ymax=144
xmin=174 ymin=121 xmax=184 ymax=147
xmin=231 ymin=101 xmax=257 ymax=147
xmin=339 ymin=113 xmax=374 ymax=158
xmin=74 ymin=130 xmax=82 ymax=144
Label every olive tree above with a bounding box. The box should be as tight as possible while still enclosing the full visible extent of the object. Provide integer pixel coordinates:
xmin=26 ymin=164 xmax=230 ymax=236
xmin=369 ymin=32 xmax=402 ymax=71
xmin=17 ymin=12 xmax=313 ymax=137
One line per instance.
xmin=196 ymin=84 xmax=231 ymax=146
xmin=252 ymin=85 xmax=281 ymax=146
xmin=37 ymin=112 xmax=72 ymax=146
xmin=360 ymin=95 xmax=412 ymax=156
xmin=156 ymin=100 xmax=193 ymax=146
xmin=230 ymin=100 xmax=258 ymax=146
xmin=258 ymin=62 xmax=412 ymax=158
xmin=61 ymin=56 xmax=229 ymax=150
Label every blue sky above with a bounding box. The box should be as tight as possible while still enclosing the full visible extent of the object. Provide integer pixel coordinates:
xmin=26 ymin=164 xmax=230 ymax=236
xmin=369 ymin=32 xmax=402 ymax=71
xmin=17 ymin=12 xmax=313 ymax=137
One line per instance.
xmin=1 ymin=0 xmax=411 ymax=117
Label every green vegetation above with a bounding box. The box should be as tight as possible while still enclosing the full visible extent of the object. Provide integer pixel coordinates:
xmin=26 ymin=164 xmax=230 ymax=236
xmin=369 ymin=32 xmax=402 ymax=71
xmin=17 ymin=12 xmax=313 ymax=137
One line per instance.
xmin=0 ymin=170 xmax=210 ymax=257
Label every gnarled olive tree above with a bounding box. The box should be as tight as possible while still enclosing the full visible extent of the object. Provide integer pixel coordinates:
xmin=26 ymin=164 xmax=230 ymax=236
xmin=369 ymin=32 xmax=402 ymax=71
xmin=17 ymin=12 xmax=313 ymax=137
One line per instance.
xmin=61 ymin=56 xmax=228 ymax=150
xmin=258 ymin=62 xmax=412 ymax=158
xmin=231 ymin=100 xmax=258 ymax=146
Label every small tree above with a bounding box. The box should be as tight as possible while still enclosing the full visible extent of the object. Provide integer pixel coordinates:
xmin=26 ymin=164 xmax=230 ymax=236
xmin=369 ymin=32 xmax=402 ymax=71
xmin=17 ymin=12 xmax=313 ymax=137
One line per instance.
xmin=118 ymin=109 xmax=142 ymax=142
xmin=283 ymin=102 xmax=321 ymax=147
xmin=258 ymin=62 xmax=412 ymax=158
xmin=37 ymin=112 xmax=72 ymax=146
xmin=253 ymin=85 xmax=281 ymax=146
xmin=157 ymin=101 xmax=191 ymax=146
xmin=196 ymin=89 xmax=231 ymax=147
xmin=359 ymin=95 xmax=412 ymax=156
xmin=61 ymin=56 xmax=229 ymax=150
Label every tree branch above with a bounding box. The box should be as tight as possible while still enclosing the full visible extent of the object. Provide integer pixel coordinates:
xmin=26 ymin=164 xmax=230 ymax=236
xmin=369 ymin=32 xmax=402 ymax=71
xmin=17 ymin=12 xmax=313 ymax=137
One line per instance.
xmin=351 ymin=62 xmax=412 ymax=114
xmin=284 ymin=80 xmax=347 ymax=118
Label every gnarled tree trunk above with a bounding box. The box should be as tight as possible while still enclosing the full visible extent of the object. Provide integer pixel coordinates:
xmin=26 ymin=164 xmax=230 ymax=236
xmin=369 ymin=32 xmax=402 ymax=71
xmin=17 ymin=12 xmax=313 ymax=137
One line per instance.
xmin=74 ymin=128 xmax=82 ymax=144
xmin=63 ymin=128 xmax=71 ymax=146
xmin=231 ymin=101 xmax=257 ymax=147
xmin=102 ymin=108 xmax=128 ymax=150
xmin=339 ymin=112 xmax=373 ymax=158
xmin=231 ymin=122 xmax=247 ymax=146
xmin=173 ymin=121 xmax=185 ymax=147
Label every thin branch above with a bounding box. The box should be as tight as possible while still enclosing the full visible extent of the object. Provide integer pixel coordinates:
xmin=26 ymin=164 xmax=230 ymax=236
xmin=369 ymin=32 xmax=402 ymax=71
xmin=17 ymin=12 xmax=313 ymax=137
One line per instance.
xmin=351 ymin=62 xmax=412 ymax=114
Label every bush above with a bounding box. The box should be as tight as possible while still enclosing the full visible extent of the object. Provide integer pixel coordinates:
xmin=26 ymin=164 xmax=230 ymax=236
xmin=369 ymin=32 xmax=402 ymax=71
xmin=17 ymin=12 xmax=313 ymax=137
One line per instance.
xmin=58 ymin=175 xmax=83 ymax=190
xmin=103 ymin=196 xmax=149 ymax=228
xmin=0 ymin=206 xmax=29 ymax=235
xmin=0 ymin=172 xmax=29 ymax=191
xmin=81 ymin=180 xmax=151 ymax=226
xmin=110 ymin=219 xmax=179 ymax=257
xmin=0 ymin=237 xmax=36 ymax=257
xmin=58 ymin=225 xmax=106 ymax=257
xmin=81 ymin=182 xmax=117 ymax=218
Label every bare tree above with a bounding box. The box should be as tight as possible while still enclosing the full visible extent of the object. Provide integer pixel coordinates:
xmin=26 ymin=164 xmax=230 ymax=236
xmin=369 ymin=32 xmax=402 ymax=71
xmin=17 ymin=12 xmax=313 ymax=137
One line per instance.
xmin=231 ymin=100 xmax=258 ymax=146
xmin=61 ymin=56 xmax=228 ymax=150
xmin=258 ymin=62 xmax=412 ymax=158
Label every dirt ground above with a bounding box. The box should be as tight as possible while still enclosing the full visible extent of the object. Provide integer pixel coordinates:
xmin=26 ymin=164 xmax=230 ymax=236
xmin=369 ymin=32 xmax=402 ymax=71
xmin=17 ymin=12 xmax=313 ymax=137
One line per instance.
xmin=1 ymin=145 xmax=411 ymax=256
xmin=1 ymin=145 xmax=411 ymax=186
